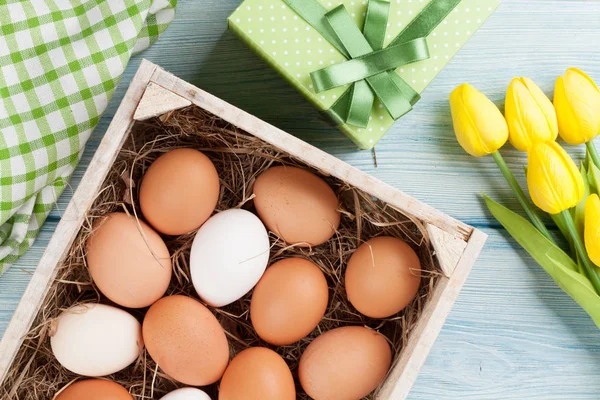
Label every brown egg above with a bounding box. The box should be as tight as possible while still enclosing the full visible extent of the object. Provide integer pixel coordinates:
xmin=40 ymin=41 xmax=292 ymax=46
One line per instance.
xmin=251 ymin=258 xmax=328 ymax=345
xmin=87 ymin=212 xmax=172 ymax=308
xmin=140 ymin=148 xmax=220 ymax=235
xmin=142 ymin=295 xmax=229 ymax=385
xmin=345 ymin=236 xmax=421 ymax=318
xmin=56 ymin=379 xmax=132 ymax=400
xmin=299 ymin=326 xmax=392 ymax=400
xmin=253 ymin=166 xmax=340 ymax=246
xmin=219 ymin=347 xmax=295 ymax=400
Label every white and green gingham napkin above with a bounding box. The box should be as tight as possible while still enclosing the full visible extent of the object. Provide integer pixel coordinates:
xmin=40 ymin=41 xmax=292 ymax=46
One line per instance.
xmin=0 ymin=0 xmax=176 ymax=274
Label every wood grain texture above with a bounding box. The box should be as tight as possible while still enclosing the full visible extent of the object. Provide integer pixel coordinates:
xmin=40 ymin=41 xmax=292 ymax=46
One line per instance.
xmin=2 ymin=0 xmax=600 ymax=399
xmin=133 ymin=82 xmax=192 ymax=121
xmin=426 ymin=223 xmax=468 ymax=277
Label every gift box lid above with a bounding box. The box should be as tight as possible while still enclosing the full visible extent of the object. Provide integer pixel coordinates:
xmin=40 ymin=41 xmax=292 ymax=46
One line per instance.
xmin=229 ymin=0 xmax=499 ymax=149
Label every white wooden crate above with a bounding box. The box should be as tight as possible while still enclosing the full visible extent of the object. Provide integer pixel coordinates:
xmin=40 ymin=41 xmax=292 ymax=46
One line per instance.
xmin=0 ymin=60 xmax=487 ymax=399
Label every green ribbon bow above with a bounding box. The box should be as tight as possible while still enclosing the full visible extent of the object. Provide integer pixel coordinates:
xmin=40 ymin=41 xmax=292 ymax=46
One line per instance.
xmin=284 ymin=0 xmax=461 ymax=128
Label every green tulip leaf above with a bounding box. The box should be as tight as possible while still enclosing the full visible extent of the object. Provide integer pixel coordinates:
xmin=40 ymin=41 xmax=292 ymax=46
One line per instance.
xmin=551 ymin=212 xmax=569 ymax=240
xmin=551 ymin=212 xmax=575 ymax=259
xmin=577 ymin=252 xmax=584 ymax=275
xmin=587 ymin=161 xmax=600 ymax=195
xmin=484 ymin=194 xmax=600 ymax=328
xmin=585 ymin=149 xmax=591 ymax=171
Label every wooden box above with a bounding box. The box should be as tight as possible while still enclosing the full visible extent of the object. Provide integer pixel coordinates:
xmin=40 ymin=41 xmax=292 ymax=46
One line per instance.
xmin=0 ymin=60 xmax=486 ymax=399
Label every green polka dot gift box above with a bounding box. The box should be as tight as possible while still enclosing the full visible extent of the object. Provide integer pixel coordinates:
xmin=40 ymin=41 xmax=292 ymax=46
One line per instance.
xmin=228 ymin=0 xmax=499 ymax=149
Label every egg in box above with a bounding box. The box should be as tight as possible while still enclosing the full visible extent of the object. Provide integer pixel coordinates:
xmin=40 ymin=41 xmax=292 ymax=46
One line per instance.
xmin=160 ymin=388 xmax=212 ymax=400
xmin=250 ymin=257 xmax=329 ymax=346
xmin=189 ymin=209 xmax=270 ymax=307
xmin=55 ymin=379 xmax=133 ymax=400
xmin=139 ymin=148 xmax=220 ymax=236
xmin=299 ymin=326 xmax=393 ymax=400
xmin=346 ymin=236 xmax=422 ymax=318
xmin=253 ymin=165 xmax=341 ymax=246
xmin=142 ymin=295 xmax=230 ymax=386
xmin=219 ymin=347 xmax=296 ymax=400
xmin=50 ymin=304 xmax=143 ymax=377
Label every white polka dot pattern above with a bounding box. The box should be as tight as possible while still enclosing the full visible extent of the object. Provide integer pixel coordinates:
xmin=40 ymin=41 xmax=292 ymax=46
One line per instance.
xmin=229 ymin=0 xmax=499 ymax=149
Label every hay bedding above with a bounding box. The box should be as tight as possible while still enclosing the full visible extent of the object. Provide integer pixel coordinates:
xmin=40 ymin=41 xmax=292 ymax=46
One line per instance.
xmin=1 ymin=106 xmax=441 ymax=399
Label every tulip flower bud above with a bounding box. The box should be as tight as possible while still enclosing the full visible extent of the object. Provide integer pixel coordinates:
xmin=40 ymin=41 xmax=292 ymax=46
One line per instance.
xmin=585 ymin=194 xmax=600 ymax=266
xmin=527 ymin=141 xmax=584 ymax=215
xmin=449 ymin=84 xmax=509 ymax=157
xmin=554 ymin=68 xmax=600 ymax=145
xmin=505 ymin=77 xmax=558 ymax=152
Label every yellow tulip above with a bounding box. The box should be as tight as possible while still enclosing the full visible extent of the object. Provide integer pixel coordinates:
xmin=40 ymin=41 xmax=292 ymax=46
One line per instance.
xmin=554 ymin=68 xmax=600 ymax=145
xmin=505 ymin=77 xmax=558 ymax=152
xmin=585 ymin=194 xmax=600 ymax=266
xmin=527 ymin=141 xmax=584 ymax=214
xmin=449 ymin=83 xmax=509 ymax=157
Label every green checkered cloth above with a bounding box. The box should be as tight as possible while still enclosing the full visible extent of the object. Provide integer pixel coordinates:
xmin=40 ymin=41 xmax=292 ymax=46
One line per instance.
xmin=0 ymin=0 xmax=176 ymax=274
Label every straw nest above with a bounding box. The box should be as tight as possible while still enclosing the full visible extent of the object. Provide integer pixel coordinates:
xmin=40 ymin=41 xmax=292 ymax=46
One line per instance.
xmin=1 ymin=106 xmax=441 ymax=400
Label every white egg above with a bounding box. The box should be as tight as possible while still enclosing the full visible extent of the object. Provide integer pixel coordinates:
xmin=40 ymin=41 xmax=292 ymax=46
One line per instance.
xmin=50 ymin=303 xmax=143 ymax=376
xmin=160 ymin=387 xmax=211 ymax=400
xmin=190 ymin=209 xmax=270 ymax=307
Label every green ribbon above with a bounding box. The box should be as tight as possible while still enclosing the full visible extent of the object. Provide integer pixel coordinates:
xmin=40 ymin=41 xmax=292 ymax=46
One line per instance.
xmin=284 ymin=0 xmax=461 ymax=128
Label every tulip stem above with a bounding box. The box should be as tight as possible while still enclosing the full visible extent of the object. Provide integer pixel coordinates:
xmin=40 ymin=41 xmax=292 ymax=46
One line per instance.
xmin=560 ymin=210 xmax=600 ymax=295
xmin=586 ymin=141 xmax=600 ymax=170
xmin=492 ymin=151 xmax=555 ymax=243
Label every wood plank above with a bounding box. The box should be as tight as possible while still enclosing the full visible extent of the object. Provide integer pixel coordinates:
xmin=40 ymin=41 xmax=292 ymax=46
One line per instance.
xmin=4 ymin=1 xmax=600 ymax=399
xmin=0 ymin=221 xmax=55 ymax=331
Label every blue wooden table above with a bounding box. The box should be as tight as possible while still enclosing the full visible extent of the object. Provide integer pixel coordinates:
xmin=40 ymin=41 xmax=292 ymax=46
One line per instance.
xmin=2 ymin=1 xmax=600 ymax=398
